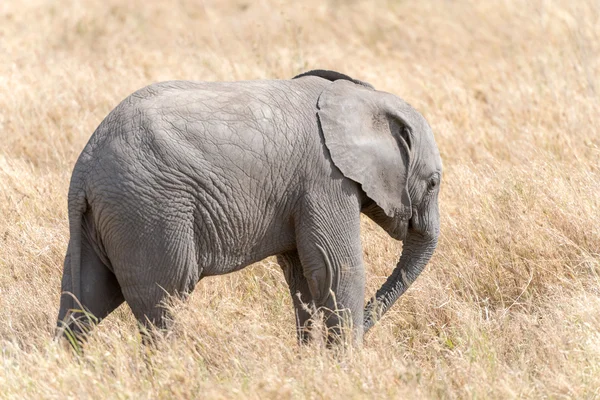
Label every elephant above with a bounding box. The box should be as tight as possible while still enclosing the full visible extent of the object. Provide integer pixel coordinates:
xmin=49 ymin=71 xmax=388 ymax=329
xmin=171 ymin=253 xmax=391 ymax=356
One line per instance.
xmin=56 ymin=69 xmax=442 ymax=345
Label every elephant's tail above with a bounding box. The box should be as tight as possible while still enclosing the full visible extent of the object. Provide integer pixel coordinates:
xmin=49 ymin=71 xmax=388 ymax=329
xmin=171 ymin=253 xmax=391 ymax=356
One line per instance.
xmin=67 ymin=184 xmax=87 ymax=312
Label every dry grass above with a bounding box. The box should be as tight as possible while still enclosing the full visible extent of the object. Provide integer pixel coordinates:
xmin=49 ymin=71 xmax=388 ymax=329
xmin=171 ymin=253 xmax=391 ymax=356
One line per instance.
xmin=1 ymin=0 xmax=599 ymax=398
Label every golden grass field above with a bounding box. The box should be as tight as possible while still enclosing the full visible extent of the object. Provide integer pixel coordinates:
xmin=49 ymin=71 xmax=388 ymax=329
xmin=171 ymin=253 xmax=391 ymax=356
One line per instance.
xmin=1 ymin=0 xmax=599 ymax=398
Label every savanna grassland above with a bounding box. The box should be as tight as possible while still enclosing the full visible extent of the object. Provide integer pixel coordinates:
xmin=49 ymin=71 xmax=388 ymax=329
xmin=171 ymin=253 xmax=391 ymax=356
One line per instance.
xmin=1 ymin=0 xmax=599 ymax=398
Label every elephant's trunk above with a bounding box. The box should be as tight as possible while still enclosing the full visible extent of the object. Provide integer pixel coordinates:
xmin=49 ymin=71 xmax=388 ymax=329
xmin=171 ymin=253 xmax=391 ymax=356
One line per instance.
xmin=363 ymin=230 xmax=438 ymax=333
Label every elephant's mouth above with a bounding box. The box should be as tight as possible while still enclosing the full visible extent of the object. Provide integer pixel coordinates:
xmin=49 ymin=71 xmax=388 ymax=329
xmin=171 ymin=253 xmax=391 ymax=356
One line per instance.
xmin=392 ymin=220 xmax=409 ymax=241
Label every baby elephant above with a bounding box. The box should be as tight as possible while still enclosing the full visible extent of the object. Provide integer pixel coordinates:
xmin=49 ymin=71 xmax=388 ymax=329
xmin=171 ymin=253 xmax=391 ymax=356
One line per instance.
xmin=56 ymin=69 xmax=442 ymax=345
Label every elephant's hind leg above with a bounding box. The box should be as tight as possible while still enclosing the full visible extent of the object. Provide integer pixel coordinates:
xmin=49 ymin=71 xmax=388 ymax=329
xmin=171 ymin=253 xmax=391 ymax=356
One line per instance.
xmin=56 ymin=233 xmax=125 ymax=341
xmin=113 ymin=233 xmax=200 ymax=336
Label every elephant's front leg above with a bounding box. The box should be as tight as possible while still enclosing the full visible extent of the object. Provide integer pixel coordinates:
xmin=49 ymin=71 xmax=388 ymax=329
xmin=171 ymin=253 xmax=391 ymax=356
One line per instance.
xmin=295 ymin=200 xmax=365 ymax=345
xmin=277 ymin=251 xmax=315 ymax=343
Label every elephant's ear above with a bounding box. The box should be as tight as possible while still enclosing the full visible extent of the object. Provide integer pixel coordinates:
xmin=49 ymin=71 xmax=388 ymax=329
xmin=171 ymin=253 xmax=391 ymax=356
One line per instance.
xmin=317 ymin=80 xmax=412 ymax=219
xmin=293 ymin=69 xmax=375 ymax=90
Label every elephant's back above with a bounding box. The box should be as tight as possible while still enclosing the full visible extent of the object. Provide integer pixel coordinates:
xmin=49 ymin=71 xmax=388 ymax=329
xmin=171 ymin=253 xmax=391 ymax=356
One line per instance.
xmin=80 ymin=77 xmax=328 ymax=168
xmin=74 ymin=77 xmax=331 ymax=224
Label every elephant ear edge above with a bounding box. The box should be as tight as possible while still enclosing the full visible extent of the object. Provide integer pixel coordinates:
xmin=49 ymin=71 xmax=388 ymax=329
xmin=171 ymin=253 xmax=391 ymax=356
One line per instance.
xmin=293 ymin=69 xmax=375 ymax=90
xmin=317 ymin=80 xmax=412 ymax=219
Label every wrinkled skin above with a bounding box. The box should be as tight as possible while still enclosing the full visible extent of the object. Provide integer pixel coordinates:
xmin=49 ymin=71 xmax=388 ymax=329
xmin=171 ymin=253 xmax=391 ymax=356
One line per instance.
xmin=56 ymin=70 xmax=442 ymax=345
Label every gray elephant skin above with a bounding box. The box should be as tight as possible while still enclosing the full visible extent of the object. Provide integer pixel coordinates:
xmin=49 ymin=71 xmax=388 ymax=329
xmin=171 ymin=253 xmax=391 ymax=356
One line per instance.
xmin=56 ymin=70 xmax=442 ymax=344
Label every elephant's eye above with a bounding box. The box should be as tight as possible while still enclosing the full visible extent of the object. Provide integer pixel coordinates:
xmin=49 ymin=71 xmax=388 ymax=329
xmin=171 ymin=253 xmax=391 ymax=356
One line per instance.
xmin=428 ymin=178 xmax=438 ymax=190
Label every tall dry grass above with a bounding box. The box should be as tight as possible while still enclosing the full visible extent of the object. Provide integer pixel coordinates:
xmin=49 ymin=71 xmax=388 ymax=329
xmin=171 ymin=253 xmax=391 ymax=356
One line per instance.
xmin=1 ymin=0 xmax=599 ymax=398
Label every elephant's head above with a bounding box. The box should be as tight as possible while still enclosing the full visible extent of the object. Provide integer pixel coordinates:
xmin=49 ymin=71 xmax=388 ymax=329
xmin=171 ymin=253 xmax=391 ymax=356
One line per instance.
xmin=316 ymin=78 xmax=442 ymax=332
